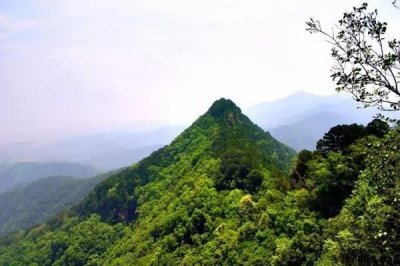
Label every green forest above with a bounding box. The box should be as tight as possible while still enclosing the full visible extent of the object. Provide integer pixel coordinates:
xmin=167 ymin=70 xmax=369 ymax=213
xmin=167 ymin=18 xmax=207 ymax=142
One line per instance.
xmin=0 ymin=98 xmax=399 ymax=265
xmin=1 ymin=2 xmax=400 ymax=266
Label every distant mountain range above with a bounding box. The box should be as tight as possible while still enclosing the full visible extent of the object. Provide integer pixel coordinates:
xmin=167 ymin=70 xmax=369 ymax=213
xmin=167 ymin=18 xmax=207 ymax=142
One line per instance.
xmin=82 ymin=145 xmax=161 ymax=170
xmin=0 ymin=127 xmax=182 ymax=171
xmin=245 ymin=91 xmax=398 ymax=151
xmin=0 ymin=91 xmax=396 ymax=167
xmin=0 ymin=162 xmax=99 ymax=193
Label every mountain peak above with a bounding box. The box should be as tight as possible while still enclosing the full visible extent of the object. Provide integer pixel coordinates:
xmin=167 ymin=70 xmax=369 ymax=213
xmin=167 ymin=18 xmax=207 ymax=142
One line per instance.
xmin=77 ymin=98 xmax=295 ymax=223
xmin=0 ymin=98 xmax=297 ymax=265
xmin=207 ymin=98 xmax=242 ymax=119
xmin=291 ymin=90 xmax=315 ymax=97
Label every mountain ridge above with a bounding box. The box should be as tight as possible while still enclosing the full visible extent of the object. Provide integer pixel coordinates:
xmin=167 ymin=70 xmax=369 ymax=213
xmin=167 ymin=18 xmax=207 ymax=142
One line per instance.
xmin=0 ymin=169 xmax=122 ymax=236
xmin=77 ymin=98 xmax=295 ymax=223
xmin=0 ymin=161 xmax=99 ymax=193
xmin=0 ymin=98 xmax=298 ymax=265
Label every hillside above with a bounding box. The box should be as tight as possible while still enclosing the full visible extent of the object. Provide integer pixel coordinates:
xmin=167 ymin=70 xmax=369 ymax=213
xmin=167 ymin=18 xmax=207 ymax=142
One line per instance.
xmin=0 ymin=98 xmax=296 ymax=265
xmin=77 ymin=98 xmax=295 ymax=222
xmin=0 ymin=169 xmax=122 ymax=236
xmin=0 ymin=162 xmax=99 ymax=193
xmin=2 ymin=99 xmax=398 ymax=265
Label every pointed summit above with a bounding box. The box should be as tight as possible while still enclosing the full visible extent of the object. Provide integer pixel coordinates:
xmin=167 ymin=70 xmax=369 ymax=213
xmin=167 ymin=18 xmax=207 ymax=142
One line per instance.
xmin=78 ymin=98 xmax=295 ymax=223
xmin=205 ymin=98 xmax=243 ymax=127
xmin=207 ymin=98 xmax=242 ymax=118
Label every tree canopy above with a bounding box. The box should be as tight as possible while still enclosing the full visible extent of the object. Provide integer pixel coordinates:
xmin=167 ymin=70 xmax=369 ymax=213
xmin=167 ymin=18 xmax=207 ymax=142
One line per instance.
xmin=316 ymin=123 xmax=367 ymax=156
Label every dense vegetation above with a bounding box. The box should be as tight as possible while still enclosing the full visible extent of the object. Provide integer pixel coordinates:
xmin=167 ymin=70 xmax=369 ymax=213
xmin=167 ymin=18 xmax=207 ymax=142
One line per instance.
xmin=0 ymin=99 xmax=399 ymax=265
xmin=0 ymin=169 xmax=122 ymax=236
xmin=0 ymin=162 xmax=99 ymax=193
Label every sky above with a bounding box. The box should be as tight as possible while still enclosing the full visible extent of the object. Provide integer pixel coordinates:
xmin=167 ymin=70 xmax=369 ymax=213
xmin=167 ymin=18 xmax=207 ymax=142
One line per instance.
xmin=0 ymin=0 xmax=399 ymax=144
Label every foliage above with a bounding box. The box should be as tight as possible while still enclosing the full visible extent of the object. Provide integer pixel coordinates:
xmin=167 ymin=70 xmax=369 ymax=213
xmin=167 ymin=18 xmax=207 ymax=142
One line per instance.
xmin=318 ymin=129 xmax=400 ymax=265
xmin=315 ymin=120 xmax=390 ymax=157
xmin=307 ymin=3 xmax=400 ymax=111
xmin=290 ymin=150 xmax=313 ymax=187
xmin=316 ymin=123 xmax=367 ymax=156
xmin=366 ymin=118 xmax=390 ymax=137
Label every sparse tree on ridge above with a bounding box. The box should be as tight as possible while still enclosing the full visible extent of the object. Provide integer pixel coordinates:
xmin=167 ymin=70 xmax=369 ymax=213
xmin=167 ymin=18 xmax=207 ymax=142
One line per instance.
xmin=306 ymin=3 xmax=400 ymax=112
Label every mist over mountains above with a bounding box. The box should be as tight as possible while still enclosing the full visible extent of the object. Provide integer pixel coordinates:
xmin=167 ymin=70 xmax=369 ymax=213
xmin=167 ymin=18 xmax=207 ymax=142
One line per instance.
xmin=0 ymin=91 xmax=391 ymax=172
xmin=0 ymin=162 xmax=99 ymax=193
xmin=0 ymin=127 xmax=182 ymax=170
xmin=245 ymin=91 xmax=396 ymax=151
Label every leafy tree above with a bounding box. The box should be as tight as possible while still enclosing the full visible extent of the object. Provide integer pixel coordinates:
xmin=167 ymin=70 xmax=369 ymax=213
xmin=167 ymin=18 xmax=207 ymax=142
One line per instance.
xmin=307 ymin=3 xmax=400 ymax=111
xmin=366 ymin=118 xmax=390 ymax=137
xmin=316 ymin=124 xmax=367 ymax=156
xmin=290 ymin=149 xmax=313 ymax=187
xmin=306 ymin=151 xmax=362 ymax=218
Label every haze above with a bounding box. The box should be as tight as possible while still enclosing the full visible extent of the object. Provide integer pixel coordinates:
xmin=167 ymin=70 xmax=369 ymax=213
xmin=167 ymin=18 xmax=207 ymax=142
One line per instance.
xmin=0 ymin=0 xmax=398 ymax=144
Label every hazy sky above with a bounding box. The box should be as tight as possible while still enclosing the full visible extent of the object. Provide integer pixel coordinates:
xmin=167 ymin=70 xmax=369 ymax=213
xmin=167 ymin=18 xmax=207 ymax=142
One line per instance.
xmin=0 ymin=0 xmax=399 ymax=144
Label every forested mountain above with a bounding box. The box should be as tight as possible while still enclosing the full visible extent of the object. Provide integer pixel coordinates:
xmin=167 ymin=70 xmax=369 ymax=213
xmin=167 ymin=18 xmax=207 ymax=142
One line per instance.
xmin=0 ymin=169 xmax=122 ymax=236
xmin=0 ymin=98 xmax=296 ymax=265
xmin=0 ymin=162 xmax=99 ymax=193
xmin=0 ymin=99 xmax=399 ymax=265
